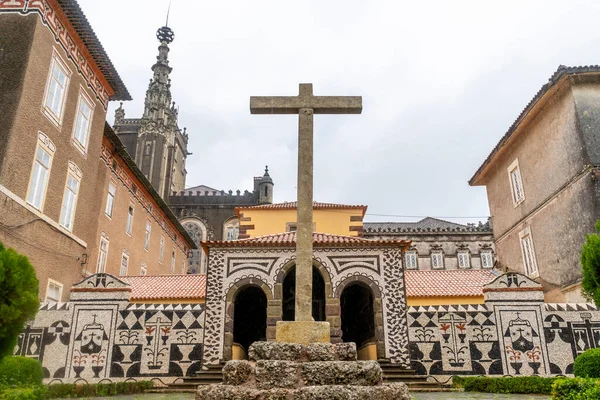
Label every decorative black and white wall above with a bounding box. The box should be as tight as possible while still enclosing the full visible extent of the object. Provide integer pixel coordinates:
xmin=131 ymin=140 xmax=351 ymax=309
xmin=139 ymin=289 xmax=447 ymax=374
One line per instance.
xmin=17 ymin=275 xmax=205 ymax=385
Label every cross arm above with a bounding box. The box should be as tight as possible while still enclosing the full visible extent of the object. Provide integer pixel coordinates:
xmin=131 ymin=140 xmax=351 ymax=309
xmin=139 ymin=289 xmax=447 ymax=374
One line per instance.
xmin=250 ymin=96 xmax=362 ymax=114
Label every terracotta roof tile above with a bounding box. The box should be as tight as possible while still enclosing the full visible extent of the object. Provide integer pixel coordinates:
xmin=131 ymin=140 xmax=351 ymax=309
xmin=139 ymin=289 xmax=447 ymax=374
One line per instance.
xmin=236 ymin=201 xmax=367 ymax=216
xmin=121 ymin=275 xmax=206 ymax=302
xmin=202 ymin=232 xmax=409 ymax=252
xmin=405 ymin=269 xmax=498 ymax=298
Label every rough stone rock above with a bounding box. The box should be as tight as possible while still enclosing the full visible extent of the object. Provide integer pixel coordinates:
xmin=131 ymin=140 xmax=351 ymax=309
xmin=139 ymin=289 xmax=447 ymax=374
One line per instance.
xmin=223 ymin=360 xmax=254 ymax=386
xmin=293 ymin=384 xmax=411 ymax=400
xmin=384 ymin=383 xmax=411 ymax=399
xmin=335 ymin=343 xmax=358 ymax=361
xmin=262 ymin=388 xmax=294 ymax=400
xmin=249 ymin=342 xmax=304 ymax=361
xmin=275 ymin=321 xmax=330 ymax=345
xmin=196 ymin=385 xmax=261 ymax=400
xmin=255 ymin=360 xmax=300 ymax=389
xmin=306 ymin=343 xmax=357 ymax=361
xmin=302 ymin=361 xmax=382 ymax=386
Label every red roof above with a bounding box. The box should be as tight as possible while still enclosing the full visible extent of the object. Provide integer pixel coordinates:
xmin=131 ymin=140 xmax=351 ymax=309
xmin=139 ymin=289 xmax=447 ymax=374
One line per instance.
xmin=236 ymin=201 xmax=367 ymax=216
xmin=121 ymin=275 xmax=206 ymax=302
xmin=121 ymin=269 xmax=496 ymax=302
xmin=405 ymin=269 xmax=497 ymax=298
xmin=202 ymin=232 xmax=409 ymax=252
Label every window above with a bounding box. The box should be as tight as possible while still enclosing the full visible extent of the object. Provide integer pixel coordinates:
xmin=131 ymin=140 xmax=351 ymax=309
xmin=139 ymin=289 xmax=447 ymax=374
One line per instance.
xmin=26 ymin=134 xmax=56 ymax=211
xmin=72 ymin=90 xmax=94 ymax=153
xmin=144 ymin=142 xmax=152 ymax=156
xmin=45 ymin=279 xmax=63 ymax=302
xmin=126 ymin=205 xmax=134 ymax=235
xmin=519 ymin=228 xmax=539 ymax=277
xmin=105 ymin=182 xmax=116 ymax=217
xmin=286 ymin=223 xmax=297 ymax=233
xmin=457 ymin=251 xmax=471 ymax=269
xmin=140 ymin=262 xmax=147 ymax=276
xmin=43 ymin=52 xmax=70 ymax=125
xmin=181 ymin=260 xmax=186 ymax=274
xmin=144 ymin=220 xmax=151 ymax=250
xmin=171 ymin=251 xmax=176 ymax=273
xmin=404 ymin=250 xmax=418 ymax=269
xmin=59 ymin=162 xmax=82 ymax=231
xmin=481 ymin=250 xmax=494 ymax=269
xmin=97 ymin=235 xmax=109 ymax=273
xmin=120 ymin=252 xmax=129 ymax=276
xmin=227 ymin=226 xmax=240 ymax=240
xmin=159 ymin=236 xmax=164 ymax=263
xmin=431 ymin=251 xmax=444 ymax=269
xmin=508 ymin=159 xmax=525 ymax=206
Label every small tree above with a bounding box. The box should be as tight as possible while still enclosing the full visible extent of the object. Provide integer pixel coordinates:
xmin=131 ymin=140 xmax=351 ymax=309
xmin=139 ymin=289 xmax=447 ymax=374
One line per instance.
xmin=581 ymin=220 xmax=600 ymax=307
xmin=0 ymin=241 xmax=40 ymax=359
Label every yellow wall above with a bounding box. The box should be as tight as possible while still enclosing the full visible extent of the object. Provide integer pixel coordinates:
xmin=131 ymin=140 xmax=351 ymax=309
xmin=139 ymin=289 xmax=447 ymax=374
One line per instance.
xmin=239 ymin=208 xmax=363 ymax=237
xmin=407 ymin=296 xmax=484 ymax=306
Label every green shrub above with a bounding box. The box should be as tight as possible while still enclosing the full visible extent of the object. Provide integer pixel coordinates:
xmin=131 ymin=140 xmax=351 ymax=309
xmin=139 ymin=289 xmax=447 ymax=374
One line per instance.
xmin=0 ymin=357 xmax=44 ymax=387
xmin=0 ymin=241 xmax=40 ymax=359
xmin=552 ymin=378 xmax=600 ymax=400
xmin=453 ymin=376 xmax=558 ymax=394
xmin=574 ymin=348 xmax=600 ymax=378
xmin=0 ymin=386 xmax=47 ymax=400
xmin=47 ymin=381 xmax=153 ymax=398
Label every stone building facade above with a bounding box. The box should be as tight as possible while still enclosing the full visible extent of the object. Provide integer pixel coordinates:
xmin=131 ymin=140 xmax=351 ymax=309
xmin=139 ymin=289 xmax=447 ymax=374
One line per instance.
xmin=0 ymin=0 xmax=194 ymax=301
xmin=470 ymin=66 xmax=600 ymax=303
xmin=363 ymin=218 xmax=495 ymax=272
xmin=113 ymin=26 xmax=189 ymax=200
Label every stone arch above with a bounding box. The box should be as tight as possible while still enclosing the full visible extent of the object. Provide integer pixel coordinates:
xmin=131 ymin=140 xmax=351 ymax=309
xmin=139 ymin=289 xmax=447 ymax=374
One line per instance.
xmin=336 ymin=275 xmax=385 ymax=359
xmin=181 ymin=218 xmax=208 ymax=274
xmin=223 ymin=277 xmax=272 ymax=361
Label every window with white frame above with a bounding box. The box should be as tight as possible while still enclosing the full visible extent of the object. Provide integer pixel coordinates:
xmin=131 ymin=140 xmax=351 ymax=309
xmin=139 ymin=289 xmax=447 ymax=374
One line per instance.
xmin=519 ymin=227 xmax=539 ymax=277
xmin=159 ymin=236 xmax=164 ymax=263
xmin=144 ymin=220 xmax=151 ymax=250
xmin=404 ymin=250 xmax=418 ymax=269
xmin=105 ymin=182 xmax=116 ymax=217
xmin=223 ymin=218 xmax=240 ymax=240
xmin=431 ymin=251 xmax=444 ymax=269
xmin=480 ymin=250 xmax=494 ymax=269
xmin=181 ymin=260 xmax=186 ymax=274
xmin=126 ymin=205 xmax=134 ymax=235
xmin=171 ymin=251 xmax=176 ymax=273
xmin=140 ymin=262 xmax=147 ymax=276
xmin=71 ymin=89 xmax=94 ymax=153
xmin=457 ymin=250 xmax=471 ymax=268
xmin=43 ymin=52 xmax=70 ymax=125
xmin=120 ymin=251 xmax=129 ymax=276
xmin=508 ymin=159 xmax=525 ymax=205
xmin=45 ymin=279 xmax=63 ymax=302
xmin=59 ymin=162 xmax=82 ymax=231
xmin=97 ymin=235 xmax=109 ymax=273
xmin=26 ymin=133 xmax=56 ymax=211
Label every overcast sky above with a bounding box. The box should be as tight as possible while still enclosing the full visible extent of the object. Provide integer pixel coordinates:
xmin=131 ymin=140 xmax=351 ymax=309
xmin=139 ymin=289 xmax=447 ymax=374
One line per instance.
xmin=80 ymin=0 xmax=600 ymax=223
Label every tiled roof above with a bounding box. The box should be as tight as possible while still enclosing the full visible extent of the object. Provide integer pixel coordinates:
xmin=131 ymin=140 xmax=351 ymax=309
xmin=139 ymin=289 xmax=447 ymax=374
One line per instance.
xmin=405 ymin=269 xmax=498 ymax=298
xmin=121 ymin=275 xmax=206 ymax=302
xmin=120 ymin=269 xmax=496 ymax=301
xmin=470 ymin=65 xmax=600 ymax=185
xmin=202 ymin=232 xmax=409 ymax=252
xmin=364 ymin=217 xmax=492 ymax=234
xmin=237 ymin=201 xmax=367 ymax=216
xmin=58 ymin=0 xmax=131 ymax=100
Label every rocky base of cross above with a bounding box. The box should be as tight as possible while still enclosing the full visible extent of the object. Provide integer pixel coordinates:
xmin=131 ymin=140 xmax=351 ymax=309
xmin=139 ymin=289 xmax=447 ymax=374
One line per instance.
xmin=196 ymin=342 xmax=411 ymax=400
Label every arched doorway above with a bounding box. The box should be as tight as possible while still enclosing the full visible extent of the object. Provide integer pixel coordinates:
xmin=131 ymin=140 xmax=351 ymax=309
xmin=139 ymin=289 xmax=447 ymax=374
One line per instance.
xmin=233 ymin=286 xmax=267 ymax=354
xmin=340 ymin=283 xmax=375 ymax=351
xmin=282 ymin=266 xmax=326 ymax=321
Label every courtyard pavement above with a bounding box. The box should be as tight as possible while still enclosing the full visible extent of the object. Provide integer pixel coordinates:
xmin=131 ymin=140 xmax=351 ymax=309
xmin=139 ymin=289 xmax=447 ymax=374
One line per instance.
xmin=85 ymin=392 xmax=551 ymax=400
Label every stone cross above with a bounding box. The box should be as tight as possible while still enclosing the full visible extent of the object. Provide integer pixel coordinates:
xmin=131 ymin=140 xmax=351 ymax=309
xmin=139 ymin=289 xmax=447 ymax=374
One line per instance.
xmin=250 ymin=83 xmax=362 ymax=321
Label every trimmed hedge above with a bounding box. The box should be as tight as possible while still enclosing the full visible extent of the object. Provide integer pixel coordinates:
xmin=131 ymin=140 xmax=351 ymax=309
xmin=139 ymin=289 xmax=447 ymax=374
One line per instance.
xmin=0 ymin=386 xmax=47 ymax=400
xmin=47 ymin=381 xmax=153 ymax=398
xmin=0 ymin=357 xmax=44 ymax=387
xmin=453 ymin=376 xmax=559 ymax=394
xmin=552 ymin=378 xmax=600 ymax=400
xmin=573 ymin=348 xmax=600 ymax=378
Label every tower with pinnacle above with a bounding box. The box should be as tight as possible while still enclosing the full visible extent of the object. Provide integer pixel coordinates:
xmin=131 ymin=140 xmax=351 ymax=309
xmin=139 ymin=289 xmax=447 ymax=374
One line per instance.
xmin=114 ymin=24 xmax=189 ymax=200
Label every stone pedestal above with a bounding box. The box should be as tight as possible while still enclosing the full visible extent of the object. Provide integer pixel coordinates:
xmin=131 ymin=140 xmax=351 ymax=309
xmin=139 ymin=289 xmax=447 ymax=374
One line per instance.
xmin=275 ymin=321 xmax=330 ymax=345
xmin=196 ymin=342 xmax=411 ymax=400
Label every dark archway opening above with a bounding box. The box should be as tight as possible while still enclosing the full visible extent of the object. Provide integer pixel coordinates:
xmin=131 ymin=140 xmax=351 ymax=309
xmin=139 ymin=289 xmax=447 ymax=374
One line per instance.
xmin=282 ymin=266 xmax=326 ymax=321
xmin=233 ymin=286 xmax=267 ymax=352
xmin=340 ymin=283 xmax=375 ymax=348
